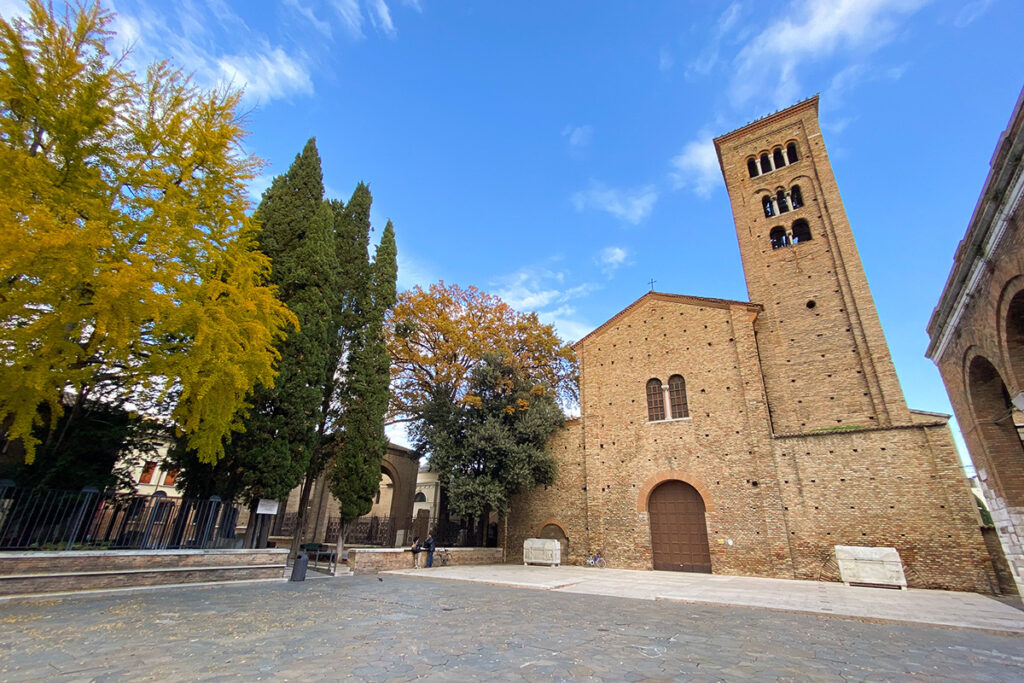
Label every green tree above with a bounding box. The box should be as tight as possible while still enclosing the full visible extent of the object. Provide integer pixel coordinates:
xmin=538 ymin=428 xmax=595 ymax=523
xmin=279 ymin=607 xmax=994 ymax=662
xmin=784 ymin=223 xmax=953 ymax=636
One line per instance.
xmin=228 ymin=141 xmax=338 ymax=522
xmin=0 ymin=396 xmax=168 ymax=491
xmin=0 ymin=2 xmax=295 ymax=465
xmin=288 ymin=186 xmax=373 ymax=554
xmin=417 ymin=352 xmax=562 ymax=544
xmin=329 ymin=217 xmax=397 ymax=551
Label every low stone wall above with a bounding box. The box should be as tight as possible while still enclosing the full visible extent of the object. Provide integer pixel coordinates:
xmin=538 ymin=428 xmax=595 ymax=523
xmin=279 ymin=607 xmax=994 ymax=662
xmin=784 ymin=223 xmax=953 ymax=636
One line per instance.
xmin=347 ymin=547 xmax=503 ymax=573
xmin=0 ymin=549 xmax=286 ymax=574
xmin=0 ymin=549 xmax=288 ymax=596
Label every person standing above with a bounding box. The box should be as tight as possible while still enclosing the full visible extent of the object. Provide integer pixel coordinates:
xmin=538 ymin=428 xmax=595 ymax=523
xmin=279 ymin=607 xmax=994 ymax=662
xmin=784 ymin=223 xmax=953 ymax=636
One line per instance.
xmin=423 ymin=532 xmax=436 ymax=568
xmin=411 ymin=537 xmax=422 ymax=569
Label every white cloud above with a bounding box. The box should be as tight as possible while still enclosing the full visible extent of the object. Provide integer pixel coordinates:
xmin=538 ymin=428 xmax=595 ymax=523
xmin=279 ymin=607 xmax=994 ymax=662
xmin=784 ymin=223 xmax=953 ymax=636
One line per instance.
xmin=370 ymin=0 xmax=396 ymax=37
xmin=547 ymin=315 xmax=594 ymax=344
xmin=561 ymin=124 xmax=594 ymax=148
xmin=491 ymin=265 xmax=597 ymax=343
xmin=596 ymin=246 xmax=630 ymax=276
xmin=685 ymin=1 xmax=742 ymax=78
xmin=954 ymin=0 xmax=995 ymax=28
xmin=599 ymin=246 xmax=627 ymax=267
xmin=385 ymin=421 xmax=414 ymax=448
xmin=247 ymin=173 xmax=275 ymax=203
xmin=330 ymin=0 xmax=364 ymax=38
xmin=0 ymin=0 xmax=28 ymax=20
xmin=218 ymin=45 xmax=314 ymax=101
xmin=396 ymin=251 xmax=435 ymax=291
xmin=403 ymin=0 xmax=423 ymax=12
xmin=669 ymin=135 xmax=721 ymax=198
xmin=571 ymin=181 xmax=658 ymax=224
xmin=731 ymin=0 xmax=928 ymax=109
xmin=109 ymin=1 xmax=314 ymax=105
xmin=284 ymin=0 xmax=332 ymax=36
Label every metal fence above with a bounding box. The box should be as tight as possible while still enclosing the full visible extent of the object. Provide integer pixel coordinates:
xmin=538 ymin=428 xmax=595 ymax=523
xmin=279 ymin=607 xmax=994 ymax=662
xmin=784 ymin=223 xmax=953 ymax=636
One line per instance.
xmin=271 ymin=511 xmax=492 ymax=548
xmin=0 ymin=484 xmax=240 ymax=551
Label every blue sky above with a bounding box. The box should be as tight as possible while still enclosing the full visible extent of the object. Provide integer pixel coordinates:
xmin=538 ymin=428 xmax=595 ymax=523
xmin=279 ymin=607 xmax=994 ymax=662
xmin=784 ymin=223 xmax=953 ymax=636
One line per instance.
xmin=5 ymin=0 xmax=1023 ymax=461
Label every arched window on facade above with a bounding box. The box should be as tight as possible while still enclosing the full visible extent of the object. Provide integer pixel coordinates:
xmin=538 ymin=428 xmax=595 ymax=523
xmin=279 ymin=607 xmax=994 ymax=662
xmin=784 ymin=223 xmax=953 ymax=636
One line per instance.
xmin=760 ymin=153 xmax=772 ymax=174
xmin=646 ymin=378 xmax=665 ymax=421
xmin=747 ymin=158 xmax=759 ymax=178
xmin=770 ymin=226 xmax=789 ymax=250
xmin=786 ymin=142 xmax=798 ymax=164
xmin=790 ymin=184 xmax=803 ymax=209
xmin=776 ymin=189 xmax=789 ymax=213
xmin=762 ymin=195 xmax=775 ymax=218
xmin=773 ymin=148 xmax=786 ymax=169
xmin=792 ymin=219 xmax=812 ymax=244
xmin=668 ymin=375 xmax=689 ymax=419
xmin=414 ymin=492 xmax=426 ymax=503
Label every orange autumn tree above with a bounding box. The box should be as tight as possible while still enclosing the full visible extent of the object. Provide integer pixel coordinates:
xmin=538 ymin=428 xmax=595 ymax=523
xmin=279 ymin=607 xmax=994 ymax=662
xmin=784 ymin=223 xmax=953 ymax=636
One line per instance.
xmin=385 ymin=282 xmax=578 ymax=425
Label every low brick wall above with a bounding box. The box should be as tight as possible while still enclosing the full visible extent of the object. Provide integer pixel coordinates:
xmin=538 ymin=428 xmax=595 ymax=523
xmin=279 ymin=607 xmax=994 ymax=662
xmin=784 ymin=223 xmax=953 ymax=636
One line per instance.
xmin=347 ymin=547 xmax=503 ymax=573
xmin=0 ymin=549 xmax=287 ymax=574
xmin=0 ymin=549 xmax=288 ymax=596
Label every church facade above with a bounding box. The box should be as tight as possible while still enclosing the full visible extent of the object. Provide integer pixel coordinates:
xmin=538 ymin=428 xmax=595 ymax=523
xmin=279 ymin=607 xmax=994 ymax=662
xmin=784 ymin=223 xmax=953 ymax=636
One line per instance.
xmin=508 ymin=97 xmax=996 ymax=592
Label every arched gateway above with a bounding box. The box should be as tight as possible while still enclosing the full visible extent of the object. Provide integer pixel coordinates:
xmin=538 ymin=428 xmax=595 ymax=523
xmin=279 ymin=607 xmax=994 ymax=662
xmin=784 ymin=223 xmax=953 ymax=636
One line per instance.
xmin=648 ymin=480 xmax=711 ymax=573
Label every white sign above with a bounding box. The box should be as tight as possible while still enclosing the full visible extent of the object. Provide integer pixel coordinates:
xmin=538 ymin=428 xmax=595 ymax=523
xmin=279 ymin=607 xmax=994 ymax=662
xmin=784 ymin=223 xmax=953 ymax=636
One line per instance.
xmin=256 ymin=499 xmax=279 ymax=515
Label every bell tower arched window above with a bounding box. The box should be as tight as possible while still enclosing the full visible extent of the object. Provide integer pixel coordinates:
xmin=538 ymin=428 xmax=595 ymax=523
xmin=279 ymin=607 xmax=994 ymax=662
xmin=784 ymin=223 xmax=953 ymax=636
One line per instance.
xmin=770 ymin=226 xmax=789 ymax=250
xmin=786 ymin=142 xmax=798 ymax=164
xmin=790 ymin=184 xmax=803 ymax=209
xmin=792 ymin=219 xmax=812 ymax=244
xmin=760 ymin=153 xmax=772 ymax=174
xmin=773 ymin=148 xmax=786 ymax=169
xmin=747 ymin=158 xmax=759 ymax=178
xmin=668 ymin=375 xmax=689 ymax=418
xmin=776 ymin=189 xmax=789 ymax=213
xmin=762 ymin=195 xmax=775 ymax=217
xmin=646 ymin=379 xmax=665 ymax=421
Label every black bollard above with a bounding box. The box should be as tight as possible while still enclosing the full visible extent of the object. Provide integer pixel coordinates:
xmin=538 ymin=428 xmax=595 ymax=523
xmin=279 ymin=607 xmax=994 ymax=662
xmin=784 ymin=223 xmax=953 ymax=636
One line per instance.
xmin=290 ymin=551 xmax=309 ymax=582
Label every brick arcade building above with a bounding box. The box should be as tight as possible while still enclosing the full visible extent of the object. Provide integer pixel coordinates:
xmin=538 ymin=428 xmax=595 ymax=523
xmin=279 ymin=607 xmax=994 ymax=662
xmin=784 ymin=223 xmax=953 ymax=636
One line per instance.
xmin=927 ymin=86 xmax=1024 ymax=595
xmin=508 ymin=96 xmax=996 ymax=592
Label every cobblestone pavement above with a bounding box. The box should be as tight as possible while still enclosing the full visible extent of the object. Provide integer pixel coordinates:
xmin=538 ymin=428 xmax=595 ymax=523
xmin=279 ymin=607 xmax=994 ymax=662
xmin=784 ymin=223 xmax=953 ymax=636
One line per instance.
xmin=1 ymin=575 xmax=1023 ymax=681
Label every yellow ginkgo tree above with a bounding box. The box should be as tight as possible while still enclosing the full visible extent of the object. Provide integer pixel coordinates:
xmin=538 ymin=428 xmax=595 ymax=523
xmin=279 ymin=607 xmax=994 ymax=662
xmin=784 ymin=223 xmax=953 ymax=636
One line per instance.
xmin=0 ymin=2 xmax=295 ymax=464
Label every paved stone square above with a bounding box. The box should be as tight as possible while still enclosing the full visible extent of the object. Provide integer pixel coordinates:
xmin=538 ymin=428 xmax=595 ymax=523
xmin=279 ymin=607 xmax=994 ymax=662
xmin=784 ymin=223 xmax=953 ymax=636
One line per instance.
xmin=1 ymin=574 xmax=1023 ymax=681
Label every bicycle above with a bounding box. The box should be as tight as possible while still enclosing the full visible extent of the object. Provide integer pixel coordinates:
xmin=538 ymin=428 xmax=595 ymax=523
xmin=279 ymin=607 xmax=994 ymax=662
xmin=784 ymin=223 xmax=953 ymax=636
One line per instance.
xmin=583 ymin=552 xmax=606 ymax=568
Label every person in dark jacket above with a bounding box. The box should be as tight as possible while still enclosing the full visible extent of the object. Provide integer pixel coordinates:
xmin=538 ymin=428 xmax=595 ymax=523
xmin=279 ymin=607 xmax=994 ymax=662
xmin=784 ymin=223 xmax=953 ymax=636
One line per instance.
xmin=423 ymin=533 xmax=436 ymax=568
xmin=411 ymin=536 xmax=422 ymax=569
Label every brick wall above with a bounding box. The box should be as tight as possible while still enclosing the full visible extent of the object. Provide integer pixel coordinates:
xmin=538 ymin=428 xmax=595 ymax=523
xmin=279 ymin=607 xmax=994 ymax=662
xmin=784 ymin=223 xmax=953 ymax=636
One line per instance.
xmin=931 ymin=197 xmax=1024 ymax=593
xmin=347 ymin=547 xmax=503 ymax=573
xmin=509 ymin=96 xmax=998 ymax=593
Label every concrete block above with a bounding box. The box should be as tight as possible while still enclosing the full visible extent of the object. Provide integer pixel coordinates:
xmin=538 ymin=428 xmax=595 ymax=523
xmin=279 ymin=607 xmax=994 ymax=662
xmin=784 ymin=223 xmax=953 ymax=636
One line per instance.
xmin=523 ymin=538 xmax=561 ymax=566
xmin=835 ymin=545 xmax=906 ymax=588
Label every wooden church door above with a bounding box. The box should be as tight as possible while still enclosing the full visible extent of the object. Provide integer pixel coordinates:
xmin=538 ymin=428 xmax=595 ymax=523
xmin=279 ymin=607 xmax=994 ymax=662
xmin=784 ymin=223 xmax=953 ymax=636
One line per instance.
xmin=648 ymin=480 xmax=712 ymax=573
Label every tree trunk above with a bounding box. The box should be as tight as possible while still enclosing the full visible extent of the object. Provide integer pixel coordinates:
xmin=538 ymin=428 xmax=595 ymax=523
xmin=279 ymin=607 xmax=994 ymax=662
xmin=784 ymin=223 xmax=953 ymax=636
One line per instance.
xmin=244 ymin=499 xmax=259 ymax=548
xmin=289 ymin=474 xmax=317 ymax=557
xmin=334 ymin=518 xmax=351 ymax=575
xmin=476 ymin=508 xmax=489 ymax=548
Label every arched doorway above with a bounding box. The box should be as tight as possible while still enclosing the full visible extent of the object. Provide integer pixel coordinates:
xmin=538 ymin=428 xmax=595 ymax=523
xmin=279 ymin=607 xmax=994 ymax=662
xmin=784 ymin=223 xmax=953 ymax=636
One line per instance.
xmin=648 ymin=480 xmax=711 ymax=573
xmin=539 ymin=522 xmax=569 ymax=560
xmin=968 ymin=355 xmax=1024 ymax=505
xmin=1004 ymin=290 xmax=1024 ymax=390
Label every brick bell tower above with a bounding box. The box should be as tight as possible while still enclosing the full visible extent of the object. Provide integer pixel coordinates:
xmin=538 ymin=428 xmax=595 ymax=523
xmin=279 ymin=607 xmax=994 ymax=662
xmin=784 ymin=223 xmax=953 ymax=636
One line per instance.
xmin=713 ymin=96 xmax=911 ymax=434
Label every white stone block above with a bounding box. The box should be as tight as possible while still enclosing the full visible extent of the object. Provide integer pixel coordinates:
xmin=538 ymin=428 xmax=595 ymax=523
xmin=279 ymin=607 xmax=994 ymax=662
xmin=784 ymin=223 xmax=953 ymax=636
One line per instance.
xmin=834 ymin=545 xmax=907 ymax=589
xmin=523 ymin=538 xmax=561 ymax=566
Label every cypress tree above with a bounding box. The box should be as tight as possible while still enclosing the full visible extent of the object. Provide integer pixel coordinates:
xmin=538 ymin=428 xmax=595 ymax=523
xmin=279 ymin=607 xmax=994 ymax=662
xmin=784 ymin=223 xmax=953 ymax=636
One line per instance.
xmin=329 ymin=208 xmax=397 ymax=550
xmin=228 ymin=140 xmax=336 ymax=536
xmin=288 ymin=190 xmax=374 ymax=554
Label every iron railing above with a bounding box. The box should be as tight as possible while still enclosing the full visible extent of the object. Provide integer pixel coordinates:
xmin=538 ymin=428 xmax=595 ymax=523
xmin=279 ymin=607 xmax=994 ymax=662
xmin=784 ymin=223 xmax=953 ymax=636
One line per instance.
xmin=0 ymin=484 xmax=240 ymax=551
